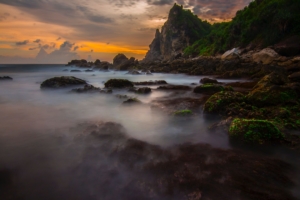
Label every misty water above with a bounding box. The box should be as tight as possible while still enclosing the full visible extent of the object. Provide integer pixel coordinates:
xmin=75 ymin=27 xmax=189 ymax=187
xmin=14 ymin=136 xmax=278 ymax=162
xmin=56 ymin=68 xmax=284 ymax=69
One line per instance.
xmin=0 ymin=64 xmax=299 ymax=200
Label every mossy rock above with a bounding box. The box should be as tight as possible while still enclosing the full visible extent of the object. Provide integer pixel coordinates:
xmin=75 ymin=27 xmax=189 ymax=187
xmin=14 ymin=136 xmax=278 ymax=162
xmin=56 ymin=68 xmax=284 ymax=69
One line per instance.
xmin=123 ymin=98 xmax=141 ymax=105
xmin=203 ymin=91 xmax=245 ymax=114
xmin=40 ymin=76 xmax=87 ymax=88
xmin=173 ymin=110 xmax=193 ymax=116
xmin=105 ymin=79 xmax=133 ymax=88
xmin=136 ymin=87 xmax=151 ymax=94
xmin=229 ymin=118 xmax=284 ymax=144
xmin=194 ymin=84 xmax=225 ymax=94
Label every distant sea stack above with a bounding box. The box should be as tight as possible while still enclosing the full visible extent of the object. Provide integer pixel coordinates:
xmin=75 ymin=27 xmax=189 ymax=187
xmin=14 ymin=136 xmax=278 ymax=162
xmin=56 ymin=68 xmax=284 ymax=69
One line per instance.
xmin=144 ymin=3 xmax=211 ymax=62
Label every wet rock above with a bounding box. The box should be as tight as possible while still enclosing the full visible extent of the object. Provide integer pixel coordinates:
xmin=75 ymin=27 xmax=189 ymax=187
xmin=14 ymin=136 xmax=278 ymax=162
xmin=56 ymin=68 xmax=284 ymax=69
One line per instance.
xmin=157 ymin=85 xmax=191 ymax=90
xmin=94 ymin=61 xmax=111 ymax=71
xmin=145 ymin=70 xmax=153 ymax=75
xmin=173 ymin=109 xmax=193 ymax=117
xmin=123 ymin=98 xmax=141 ymax=105
xmin=194 ymin=84 xmax=227 ymax=95
xmin=62 ymin=69 xmax=69 ymax=72
xmin=40 ymin=76 xmax=87 ymax=88
xmin=200 ymin=78 xmax=220 ymax=84
xmin=252 ymin=48 xmax=279 ymax=64
xmin=229 ymin=118 xmax=284 ymax=144
xmin=126 ymin=70 xmax=141 ymax=75
xmin=71 ymin=84 xmax=101 ymax=93
xmin=225 ymin=81 xmax=257 ymax=89
xmin=203 ymin=91 xmax=245 ymax=114
xmin=133 ymin=80 xmax=167 ymax=85
xmin=136 ymin=87 xmax=151 ymax=94
xmin=104 ymin=79 xmax=133 ymax=88
xmin=0 ymin=76 xmax=13 ymax=80
xmin=70 ymin=70 xmax=81 ymax=72
xmin=85 ymin=69 xmax=94 ymax=72
xmin=94 ymin=59 xmax=101 ymax=65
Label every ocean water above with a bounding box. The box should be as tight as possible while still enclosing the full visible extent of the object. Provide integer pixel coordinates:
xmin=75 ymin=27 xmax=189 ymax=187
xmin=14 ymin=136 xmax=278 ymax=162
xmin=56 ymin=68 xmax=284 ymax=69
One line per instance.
xmin=0 ymin=64 xmax=299 ymax=199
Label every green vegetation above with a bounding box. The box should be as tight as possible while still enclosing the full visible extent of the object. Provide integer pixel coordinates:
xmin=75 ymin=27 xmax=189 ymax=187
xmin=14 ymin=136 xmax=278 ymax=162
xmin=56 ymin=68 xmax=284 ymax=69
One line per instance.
xmin=183 ymin=0 xmax=300 ymax=56
xmin=229 ymin=118 xmax=284 ymax=144
xmin=173 ymin=110 xmax=193 ymax=116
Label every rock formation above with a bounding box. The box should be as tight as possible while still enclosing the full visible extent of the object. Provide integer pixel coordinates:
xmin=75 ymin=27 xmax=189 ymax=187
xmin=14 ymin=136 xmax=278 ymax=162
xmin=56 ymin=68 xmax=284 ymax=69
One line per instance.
xmin=143 ymin=3 xmax=211 ymax=62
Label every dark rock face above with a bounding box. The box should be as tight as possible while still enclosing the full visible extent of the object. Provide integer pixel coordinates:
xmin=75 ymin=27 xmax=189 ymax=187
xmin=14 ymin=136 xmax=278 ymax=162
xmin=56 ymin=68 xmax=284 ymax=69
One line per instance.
xmin=94 ymin=59 xmax=101 ymax=65
xmin=289 ymin=71 xmax=300 ymax=82
xmin=104 ymin=79 xmax=133 ymax=88
xmin=40 ymin=76 xmax=87 ymax=89
xmin=200 ymin=78 xmax=219 ymax=84
xmin=143 ymin=4 xmax=211 ymax=62
xmin=0 ymin=76 xmax=13 ymax=80
xmin=157 ymin=85 xmax=191 ymax=90
xmin=274 ymin=36 xmax=300 ymax=57
xmin=113 ymin=54 xmax=128 ymax=66
xmin=136 ymin=87 xmax=151 ymax=94
xmin=94 ymin=61 xmax=111 ymax=71
xmin=67 ymin=59 xmax=91 ymax=68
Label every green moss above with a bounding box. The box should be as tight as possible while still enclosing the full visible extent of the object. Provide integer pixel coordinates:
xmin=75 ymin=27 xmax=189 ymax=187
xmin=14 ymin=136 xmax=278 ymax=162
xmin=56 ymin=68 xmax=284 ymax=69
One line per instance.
xmin=229 ymin=118 xmax=284 ymax=144
xmin=193 ymin=84 xmax=225 ymax=94
xmin=173 ymin=110 xmax=193 ymax=116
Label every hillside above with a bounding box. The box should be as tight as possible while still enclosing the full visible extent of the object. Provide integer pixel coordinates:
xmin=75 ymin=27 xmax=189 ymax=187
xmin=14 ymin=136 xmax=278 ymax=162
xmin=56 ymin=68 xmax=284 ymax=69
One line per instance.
xmin=184 ymin=0 xmax=300 ymax=57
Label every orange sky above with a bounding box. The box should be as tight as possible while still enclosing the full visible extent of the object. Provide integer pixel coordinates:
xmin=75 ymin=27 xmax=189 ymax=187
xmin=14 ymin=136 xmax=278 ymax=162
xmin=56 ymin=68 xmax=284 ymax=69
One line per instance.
xmin=0 ymin=0 xmax=251 ymax=63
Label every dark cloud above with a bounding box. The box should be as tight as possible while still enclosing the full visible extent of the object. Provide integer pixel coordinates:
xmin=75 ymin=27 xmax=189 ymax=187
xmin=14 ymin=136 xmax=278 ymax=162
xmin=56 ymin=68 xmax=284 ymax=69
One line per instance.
xmin=15 ymin=40 xmax=29 ymax=46
xmin=108 ymin=0 xmax=140 ymax=7
xmin=73 ymin=46 xmax=79 ymax=51
xmin=0 ymin=12 xmax=10 ymax=21
xmin=91 ymin=49 xmax=94 ymax=52
xmin=33 ymin=39 xmax=41 ymax=43
xmin=29 ymin=47 xmax=38 ymax=50
xmin=43 ymin=44 xmax=50 ymax=49
xmin=137 ymin=27 xmax=156 ymax=32
xmin=147 ymin=0 xmax=174 ymax=5
xmin=56 ymin=37 xmax=62 ymax=41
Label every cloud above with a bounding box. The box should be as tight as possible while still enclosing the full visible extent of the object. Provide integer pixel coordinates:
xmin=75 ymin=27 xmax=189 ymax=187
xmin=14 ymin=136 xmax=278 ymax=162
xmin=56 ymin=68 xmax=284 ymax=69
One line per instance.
xmin=29 ymin=47 xmax=38 ymax=50
xmin=147 ymin=0 xmax=174 ymax=5
xmin=91 ymin=49 xmax=94 ymax=52
xmin=56 ymin=37 xmax=61 ymax=41
xmin=15 ymin=40 xmax=29 ymax=46
xmin=43 ymin=44 xmax=50 ymax=49
xmin=33 ymin=39 xmax=41 ymax=43
xmin=73 ymin=46 xmax=79 ymax=51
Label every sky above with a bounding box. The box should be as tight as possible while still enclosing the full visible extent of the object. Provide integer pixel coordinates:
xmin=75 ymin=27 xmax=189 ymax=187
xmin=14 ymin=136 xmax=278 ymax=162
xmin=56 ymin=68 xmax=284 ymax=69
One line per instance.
xmin=0 ymin=0 xmax=252 ymax=64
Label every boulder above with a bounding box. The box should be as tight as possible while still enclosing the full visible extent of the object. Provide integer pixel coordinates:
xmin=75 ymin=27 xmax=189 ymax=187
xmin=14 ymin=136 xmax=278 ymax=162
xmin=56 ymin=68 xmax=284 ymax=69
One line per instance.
xmin=200 ymin=78 xmax=219 ymax=84
xmin=229 ymin=118 xmax=284 ymax=144
xmin=203 ymin=91 xmax=245 ymax=114
xmin=85 ymin=69 xmax=94 ymax=72
xmin=157 ymin=85 xmax=191 ymax=90
xmin=0 ymin=76 xmax=13 ymax=80
xmin=113 ymin=54 xmax=128 ymax=66
xmin=94 ymin=59 xmax=101 ymax=65
xmin=194 ymin=84 xmax=227 ymax=95
xmin=252 ymin=48 xmax=279 ymax=64
xmin=104 ymin=79 xmax=133 ymax=88
xmin=136 ymin=87 xmax=151 ymax=94
xmin=126 ymin=70 xmax=141 ymax=75
xmin=40 ymin=76 xmax=87 ymax=88
xmin=70 ymin=70 xmax=81 ymax=72
xmin=221 ymin=48 xmax=240 ymax=60
xmin=133 ymin=80 xmax=167 ymax=86
xmin=123 ymin=98 xmax=142 ymax=105
xmin=274 ymin=36 xmax=300 ymax=57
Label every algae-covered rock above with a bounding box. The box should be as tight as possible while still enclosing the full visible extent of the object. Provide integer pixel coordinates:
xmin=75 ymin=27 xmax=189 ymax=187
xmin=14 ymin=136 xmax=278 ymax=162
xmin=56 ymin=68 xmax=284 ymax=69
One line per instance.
xmin=173 ymin=110 xmax=193 ymax=117
xmin=104 ymin=79 xmax=133 ymax=88
xmin=229 ymin=118 xmax=284 ymax=144
xmin=247 ymin=72 xmax=298 ymax=106
xmin=136 ymin=87 xmax=151 ymax=94
xmin=203 ymin=91 xmax=245 ymax=114
xmin=194 ymin=84 xmax=230 ymax=95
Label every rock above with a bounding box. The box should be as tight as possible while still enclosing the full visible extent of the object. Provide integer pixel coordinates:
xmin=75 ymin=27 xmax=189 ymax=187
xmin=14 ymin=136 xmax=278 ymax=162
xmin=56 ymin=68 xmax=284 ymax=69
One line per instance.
xmin=252 ymin=48 xmax=279 ymax=64
xmin=194 ymin=84 xmax=226 ymax=95
xmin=203 ymin=91 xmax=245 ymax=114
xmin=126 ymin=70 xmax=141 ymax=75
xmin=71 ymin=84 xmax=101 ymax=93
xmin=247 ymin=72 xmax=298 ymax=106
xmin=113 ymin=54 xmax=136 ymax=70
xmin=157 ymin=85 xmax=191 ymax=90
xmin=94 ymin=61 xmax=111 ymax=70
xmin=104 ymin=79 xmax=133 ymax=88
xmin=136 ymin=87 xmax=151 ymax=94
xmin=173 ymin=110 xmax=193 ymax=116
xmin=67 ymin=59 xmax=89 ymax=67
xmin=94 ymin=59 xmax=101 ymax=65
xmin=123 ymin=98 xmax=141 ymax=105
xmin=288 ymin=72 xmax=300 ymax=82
xmin=274 ymin=36 xmax=300 ymax=57
xmin=133 ymin=80 xmax=167 ymax=86
xmin=40 ymin=76 xmax=87 ymax=88
xmin=70 ymin=70 xmax=81 ymax=72
xmin=221 ymin=48 xmax=240 ymax=60
xmin=63 ymin=69 xmax=69 ymax=72
xmin=225 ymin=81 xmax=257 ymax=89
xmin=145 ymin=70 xmax=153 ymax=75
xmin=229 ymin=118 xmax=284 ymax=144
xmin=200 ymin=78 xmax=220 ymax=84
xmin=0 ymin=76 xmax=13 ymax=80
xmin=85 ymin=69 xmax=94 ymax=72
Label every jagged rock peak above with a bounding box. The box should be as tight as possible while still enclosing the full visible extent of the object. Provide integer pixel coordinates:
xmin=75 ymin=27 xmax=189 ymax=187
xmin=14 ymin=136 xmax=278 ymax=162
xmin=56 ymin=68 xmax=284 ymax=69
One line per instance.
xmin=143 ymin=3 xmax=211 ymax=62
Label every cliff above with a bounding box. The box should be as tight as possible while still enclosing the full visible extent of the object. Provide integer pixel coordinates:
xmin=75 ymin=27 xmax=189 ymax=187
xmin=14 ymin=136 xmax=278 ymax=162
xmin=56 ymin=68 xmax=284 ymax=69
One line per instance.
xmin=144 ymin=4 xmax=211 ymax=62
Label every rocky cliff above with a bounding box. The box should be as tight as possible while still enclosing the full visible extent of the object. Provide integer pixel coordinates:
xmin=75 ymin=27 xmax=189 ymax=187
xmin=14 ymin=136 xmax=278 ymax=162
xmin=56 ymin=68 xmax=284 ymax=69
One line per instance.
xmin=144 ymin=4 xmax=211 ymax=62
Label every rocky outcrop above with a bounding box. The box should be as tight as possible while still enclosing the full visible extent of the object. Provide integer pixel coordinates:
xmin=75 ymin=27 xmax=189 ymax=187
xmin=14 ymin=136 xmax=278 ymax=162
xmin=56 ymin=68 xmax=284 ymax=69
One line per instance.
xmin=200 ymin=78 xmax=220 ymax=84
xmin=113 ymin=54 xmax=138 ymax=70
xmin=221 ymin=48 xmax=240 ymax=60
xmin=40 ymin=76 xmax=87 ymax=88
xmin=71 ymin=84 xmax=101 ymax=93
xmin=133 ymin=80 xmax=167 ymax=85
xmin=67 ymin=59 xmax=92 ymax=68
xmin=0 ymin=76 xmax=13 ymax=80
xmin=157 ymin=85 xmax=191 ymax=90
xmin=252 ymin=48 xmax=279 ymax=64
xmin=143 ymin=4 xmax=211 ymax=62
xmin=274 ymin=36 xmax=300 ymax=57
xmin=104 ymin=79 xmax=133 ymax=88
